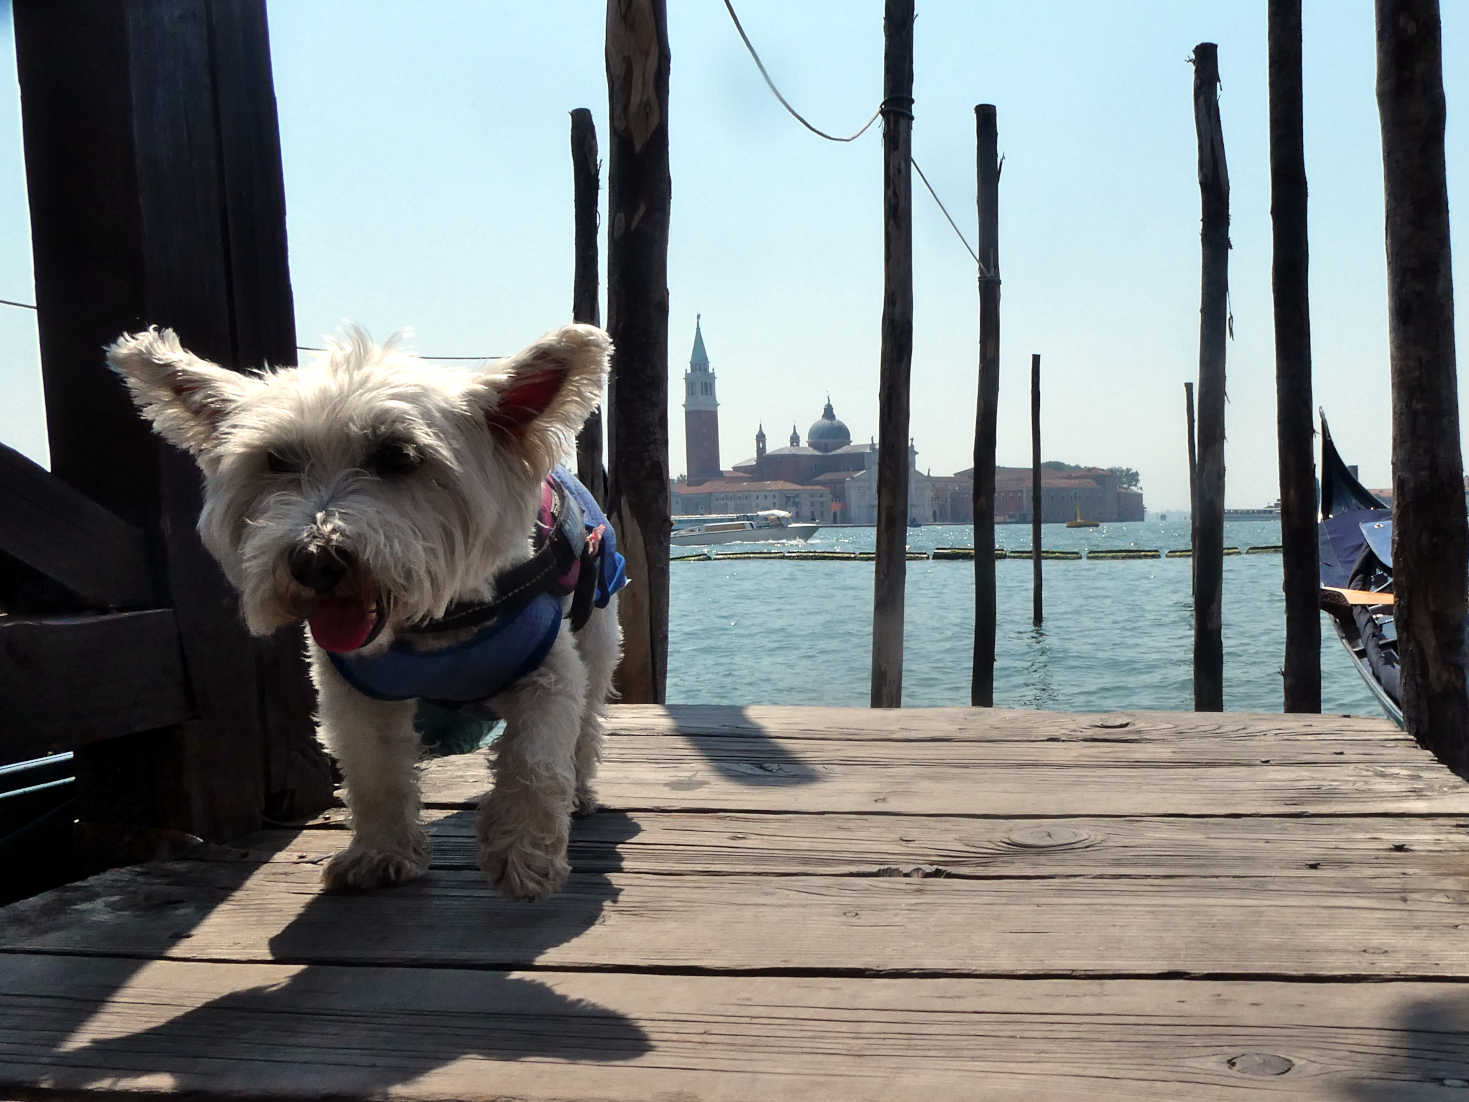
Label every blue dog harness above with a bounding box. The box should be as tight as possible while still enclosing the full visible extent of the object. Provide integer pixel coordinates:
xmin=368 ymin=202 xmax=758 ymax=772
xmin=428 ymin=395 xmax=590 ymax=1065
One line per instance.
xmin=329 ymin=467 xmax=626 ymax=706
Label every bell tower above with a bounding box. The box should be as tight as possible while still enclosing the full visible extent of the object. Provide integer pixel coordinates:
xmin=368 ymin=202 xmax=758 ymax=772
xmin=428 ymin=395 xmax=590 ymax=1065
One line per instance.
xmin=683 ymin=315 xmax=722 ymax=484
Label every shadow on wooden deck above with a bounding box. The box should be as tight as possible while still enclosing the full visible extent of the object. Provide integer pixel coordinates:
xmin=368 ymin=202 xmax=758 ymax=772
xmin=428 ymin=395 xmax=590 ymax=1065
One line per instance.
xmin=1 ymin=812 xmax=651 ymax=1096
xmin=6 ymin=704 xmax=1469 ymax=1099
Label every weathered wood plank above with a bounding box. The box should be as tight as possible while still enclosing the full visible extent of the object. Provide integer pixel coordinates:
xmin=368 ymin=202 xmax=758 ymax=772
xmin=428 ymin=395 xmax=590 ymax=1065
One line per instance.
xmin=870 ymin=0 xmax=915 ymax=707
xmin=0 ymin=611 xmax=191 ymax=760
xmin=0 ymin=443 xmax=154 ymax=610
xmin=416 ymin=740 xmax=1469 ymax=815
xmin=272 ymin=810 xmax=1469 ymax=881
xmin=605 ymin=0 xmax=672 ymax=703
xmin=611 ymin=703 xmax=1406 ymax=742
xmin=3 ymin=956 xmax=1467 ymax=1100
xmin=6 ymin=855 xmax=1469 ymax=978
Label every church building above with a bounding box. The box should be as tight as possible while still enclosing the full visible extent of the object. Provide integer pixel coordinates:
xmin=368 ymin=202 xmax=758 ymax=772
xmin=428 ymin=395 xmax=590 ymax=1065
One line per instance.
xmin=673 ymin=319 xmax=933 ymax=525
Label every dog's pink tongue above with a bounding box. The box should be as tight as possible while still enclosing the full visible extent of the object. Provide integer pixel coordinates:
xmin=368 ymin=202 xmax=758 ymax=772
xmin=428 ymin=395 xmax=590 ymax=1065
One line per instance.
xmin=308 ymin=596 xmax=375 ymax=653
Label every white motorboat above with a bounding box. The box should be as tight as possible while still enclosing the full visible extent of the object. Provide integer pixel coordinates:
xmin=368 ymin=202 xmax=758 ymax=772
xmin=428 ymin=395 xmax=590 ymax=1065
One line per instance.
xmin=670 ymin=510 xmax=822 ymax=547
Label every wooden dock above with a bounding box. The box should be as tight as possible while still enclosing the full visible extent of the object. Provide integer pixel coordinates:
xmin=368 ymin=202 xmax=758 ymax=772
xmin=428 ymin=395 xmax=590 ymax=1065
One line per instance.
xmin=4 ymin=704 xmax=1469 ymax=1099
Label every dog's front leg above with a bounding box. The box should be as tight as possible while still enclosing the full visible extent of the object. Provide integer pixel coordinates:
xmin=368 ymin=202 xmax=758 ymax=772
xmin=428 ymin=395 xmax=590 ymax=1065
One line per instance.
xmin=478 ymin=632 xmax=587 ymax=900
xmin=310 ymin=650 xmax=429 ymax=891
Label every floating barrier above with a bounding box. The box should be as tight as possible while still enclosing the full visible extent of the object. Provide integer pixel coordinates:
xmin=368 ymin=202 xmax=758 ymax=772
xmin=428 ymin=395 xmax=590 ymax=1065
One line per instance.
xmin=1086 ymin=548 xmax=1161 ymax=560
xmin=672 ymin=543 xmax=1283 ymax=563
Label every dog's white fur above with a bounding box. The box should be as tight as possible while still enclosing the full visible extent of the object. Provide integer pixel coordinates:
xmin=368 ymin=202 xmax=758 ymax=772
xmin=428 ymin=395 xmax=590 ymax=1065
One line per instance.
xmin=108 ymin=323 xmax=620 ymax=900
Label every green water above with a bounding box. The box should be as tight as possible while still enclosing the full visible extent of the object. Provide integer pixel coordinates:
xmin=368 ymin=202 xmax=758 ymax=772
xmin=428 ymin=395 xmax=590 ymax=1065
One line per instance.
xmin=667 ymin=519 xmax=1383 ymax=715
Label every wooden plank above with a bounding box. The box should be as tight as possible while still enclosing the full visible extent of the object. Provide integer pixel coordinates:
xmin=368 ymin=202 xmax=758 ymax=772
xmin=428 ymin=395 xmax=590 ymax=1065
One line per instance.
xmin=0 ymin=443 xmax=153 ymax=610
xmin=272 ymin=810 xmax=1469 ymax=881
xmin=7 ymin=854 xmax=1469 ymax=978
xmin=415 ymin=740 xmax=1469 ymax=815
xmin=0 ymin=611 xmax=191 ymax=760
xmin=3 ymin=956 xmax=1468 ymax=1101
xmin=608 ymin=703 xmax=1406 ymax=742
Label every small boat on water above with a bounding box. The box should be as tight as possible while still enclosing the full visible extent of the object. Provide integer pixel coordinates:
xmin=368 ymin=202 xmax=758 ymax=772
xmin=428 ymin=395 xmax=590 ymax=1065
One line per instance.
xmin=670 ymin=510 xmax=822 ymax=547
xmin=1065 ymin=505 xmax=1099 ymax=529
xmin=1317 ymin=414 xmax=1401 ymax=725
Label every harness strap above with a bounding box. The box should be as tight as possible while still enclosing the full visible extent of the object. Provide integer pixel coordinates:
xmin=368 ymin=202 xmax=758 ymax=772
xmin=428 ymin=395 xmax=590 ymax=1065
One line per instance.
xmin=569 ymin=524 xmax=606 ymax=630
xmin=402 ymin=477 xmax=581 ymax=639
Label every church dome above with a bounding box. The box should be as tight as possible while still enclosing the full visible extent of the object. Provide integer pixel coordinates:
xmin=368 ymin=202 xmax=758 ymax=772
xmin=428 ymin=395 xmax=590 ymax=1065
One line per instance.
xmin=806 ymin=398 xmax=851 ymax=453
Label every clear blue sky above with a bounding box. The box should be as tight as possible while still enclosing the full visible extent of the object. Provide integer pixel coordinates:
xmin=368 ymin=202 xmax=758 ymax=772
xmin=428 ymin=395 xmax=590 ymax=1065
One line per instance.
xmin=1 ymin=1 xmax=1465 ymax=512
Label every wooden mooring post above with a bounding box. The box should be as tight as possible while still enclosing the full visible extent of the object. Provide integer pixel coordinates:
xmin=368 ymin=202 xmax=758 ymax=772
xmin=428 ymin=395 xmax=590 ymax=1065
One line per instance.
xmin=569 ymin=107 xmax=606 ymax=507
xmin=1268 ymin=0 xmax=1321 ymax=713
xmin=9 ymin=0 xmax=333 ymax=841
xmin=970 ymin=104 xmax=1001 ymax=707
xmin=605 ymin=0 xmax=672 ymax=703
xmin=1374 ymin=0 xmax=1468 ymax=772
xmin=869 ymin=0 xmax=915 ymax=709
xmin=1190 ymin=43 xmax=1229 ymax=712
xmin=1184 ymin=379 xmax=1198 ymax=594
xmin=1031 ymin=353 xmax=1042 ymax=627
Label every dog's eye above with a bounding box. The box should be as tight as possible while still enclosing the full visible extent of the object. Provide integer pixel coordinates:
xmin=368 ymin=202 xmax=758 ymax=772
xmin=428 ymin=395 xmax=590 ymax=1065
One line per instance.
xmin=368 ymin=440 xmax=423 ymax=477
xmin=266 ymin=450 xmax=302 ymax=475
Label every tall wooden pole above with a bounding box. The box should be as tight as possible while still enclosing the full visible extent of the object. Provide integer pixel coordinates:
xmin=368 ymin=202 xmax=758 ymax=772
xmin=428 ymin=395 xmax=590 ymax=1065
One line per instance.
xmin=1191 ymin=43 xmax=1229 ymax=712
xmin=1184 ymin=380 xmax=1198 ymax=596
xmin=970 ymin=104 xmax=1001 ymax=707
xmin=1375 ymin=0 xmax=1468 ymax=773
xmin=569 ymin=107 xmax=606 ymax=507
xmin=869 ymin=0 xmax=915 ymax=709
xmin=605 ymin=0 xmax=671 ymax=703
xmin=1030 ymin=353 xmax=1042 ymax=627
xmin=1268 ymin=0 xmax=1321 ymax=713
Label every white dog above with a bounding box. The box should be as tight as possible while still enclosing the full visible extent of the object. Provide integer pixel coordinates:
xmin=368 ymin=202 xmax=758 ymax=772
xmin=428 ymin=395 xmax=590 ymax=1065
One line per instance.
xmin=107 ymin=324 xmax=624 ymax=901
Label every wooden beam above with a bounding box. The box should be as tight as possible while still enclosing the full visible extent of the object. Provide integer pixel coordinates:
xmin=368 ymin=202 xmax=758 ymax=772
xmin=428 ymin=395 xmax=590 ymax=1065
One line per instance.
xmin=0 ymin=611 xmax=191 ymax=761
xmin=0 ymin=443 xmax=153 ymax=610
xmin=605 ymin=0 xmax=672 ymax=703
xmin=1269 ymin=0 xmax=1321 ymax=714
xmin=1190 ymin=43 xmax=1229 ymax=712
xmin=570 ymin=107 xmax=607 ymax=507
xmin=870 ymin=0 xmax=915 ymax=708
xmin=970 ymin=104 xmax=1000 ymax=705
xmin=1375 ymin=0 xmax=1468 ymax=773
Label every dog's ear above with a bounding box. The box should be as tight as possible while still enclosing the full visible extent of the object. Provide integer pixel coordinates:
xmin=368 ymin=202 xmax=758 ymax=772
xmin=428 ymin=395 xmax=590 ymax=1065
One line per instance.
xmin=106 ymin=327 xmax=253 ymax=457
xmin=469 ymin=324 xmax=610 ymax=473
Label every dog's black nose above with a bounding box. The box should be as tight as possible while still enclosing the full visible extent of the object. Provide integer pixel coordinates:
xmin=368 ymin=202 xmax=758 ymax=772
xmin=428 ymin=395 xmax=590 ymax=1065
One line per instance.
xmin=288 ymin=544 xmax=353 ymax=594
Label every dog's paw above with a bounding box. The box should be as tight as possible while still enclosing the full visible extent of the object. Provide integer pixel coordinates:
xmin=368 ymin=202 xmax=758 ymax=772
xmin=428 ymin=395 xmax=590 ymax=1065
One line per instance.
xmin=572 ymin=784 xmax=600 ymax=818
xmin=478 ymin=839 xmax=570 ymax=901
xmin=322 ymin=841 xmax=428 ymax=892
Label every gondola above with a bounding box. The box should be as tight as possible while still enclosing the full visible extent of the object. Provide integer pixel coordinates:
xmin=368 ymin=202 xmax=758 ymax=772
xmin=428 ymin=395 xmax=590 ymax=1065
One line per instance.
xmin=1317 ymin=414 xmax=1401 ymax=725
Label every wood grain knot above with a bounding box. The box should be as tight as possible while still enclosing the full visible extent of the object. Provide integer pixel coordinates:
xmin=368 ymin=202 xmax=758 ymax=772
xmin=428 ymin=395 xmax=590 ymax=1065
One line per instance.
xmin=1001 ymin=825 xmax=1096 ymax=851
xmin=1227 ymin=1052 xmax=1294 ymax=1077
